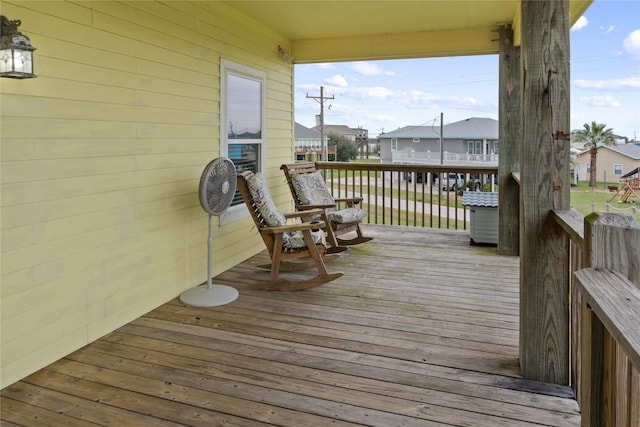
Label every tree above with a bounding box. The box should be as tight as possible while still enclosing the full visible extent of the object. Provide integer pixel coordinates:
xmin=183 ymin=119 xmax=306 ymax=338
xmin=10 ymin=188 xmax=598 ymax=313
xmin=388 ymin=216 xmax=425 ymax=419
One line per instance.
xmin=573 ymin=121 xmax=616 ymax=188
xmin=328 ymin=133 xmax=358 ymax=162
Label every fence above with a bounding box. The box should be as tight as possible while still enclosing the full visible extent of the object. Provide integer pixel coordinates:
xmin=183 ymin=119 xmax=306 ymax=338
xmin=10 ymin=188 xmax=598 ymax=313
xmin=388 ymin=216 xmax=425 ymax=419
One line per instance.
xmin=571 ymin=200 xmax=639 ymax=223
xmin=315 ymin=162 xmax=498 ymax=230
xmin=552 ymin=210 xmax=640 ymax=426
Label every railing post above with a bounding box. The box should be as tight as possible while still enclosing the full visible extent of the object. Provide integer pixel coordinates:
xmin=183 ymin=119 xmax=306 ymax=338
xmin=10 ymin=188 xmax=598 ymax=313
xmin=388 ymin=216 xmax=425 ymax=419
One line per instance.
xmin=584 ymin=212 xmax=640 ymax=283
xmin=581 ymin=212 xmax=640 ymax=426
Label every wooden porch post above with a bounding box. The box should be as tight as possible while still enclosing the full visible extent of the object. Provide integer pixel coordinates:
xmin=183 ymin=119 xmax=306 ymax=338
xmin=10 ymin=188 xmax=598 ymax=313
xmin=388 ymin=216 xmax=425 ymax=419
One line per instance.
xmin=498 ymin=24 xmax=520 ymax=256
xmin=519 ymin=0 xmax=572 ymax=385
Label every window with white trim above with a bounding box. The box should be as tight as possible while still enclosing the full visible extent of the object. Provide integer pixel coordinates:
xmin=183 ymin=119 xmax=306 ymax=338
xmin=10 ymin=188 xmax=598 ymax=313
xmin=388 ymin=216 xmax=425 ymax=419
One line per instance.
xmin=391 ymin=138 xmax=397 ymax=152
xmin=467 ymin=140 xmax=483 ymax=154
xmin=220 ymin=60 xmax=266 ymax=222
xmin=613 ymin=164 xmax=623 ymax=175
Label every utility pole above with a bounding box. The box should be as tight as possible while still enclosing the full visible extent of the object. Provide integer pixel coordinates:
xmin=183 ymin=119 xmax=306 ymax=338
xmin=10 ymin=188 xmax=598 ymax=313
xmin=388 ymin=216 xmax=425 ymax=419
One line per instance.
xmin=306 ymin=86 xmax=334 ymax=161
xmin=439 ymin=112 xmax=444 ymax=165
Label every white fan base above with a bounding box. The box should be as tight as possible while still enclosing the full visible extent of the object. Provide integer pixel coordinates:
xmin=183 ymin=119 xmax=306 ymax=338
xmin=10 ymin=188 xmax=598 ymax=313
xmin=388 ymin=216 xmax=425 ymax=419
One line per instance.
xmin=179 ymin=283 xmax=239 ymax=307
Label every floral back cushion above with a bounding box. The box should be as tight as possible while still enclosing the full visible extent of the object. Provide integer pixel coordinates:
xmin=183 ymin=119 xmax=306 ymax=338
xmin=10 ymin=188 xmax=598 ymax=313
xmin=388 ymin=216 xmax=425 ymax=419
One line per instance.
xmin=246 ymin=173 xmax=286 ymax=227
xmin=290 ymin=171 xmax=335 ymax=206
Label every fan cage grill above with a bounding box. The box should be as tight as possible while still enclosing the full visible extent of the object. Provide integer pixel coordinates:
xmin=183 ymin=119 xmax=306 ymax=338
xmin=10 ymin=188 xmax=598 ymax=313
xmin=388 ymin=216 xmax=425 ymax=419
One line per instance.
xmin=199 ymin=157 xmax=237 ymax=216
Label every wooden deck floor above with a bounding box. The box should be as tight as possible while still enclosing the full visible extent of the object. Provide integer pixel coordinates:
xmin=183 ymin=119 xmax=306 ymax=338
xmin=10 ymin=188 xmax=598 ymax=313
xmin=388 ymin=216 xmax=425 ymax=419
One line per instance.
xmin=1 ymin=225 xmax=580 ymax=426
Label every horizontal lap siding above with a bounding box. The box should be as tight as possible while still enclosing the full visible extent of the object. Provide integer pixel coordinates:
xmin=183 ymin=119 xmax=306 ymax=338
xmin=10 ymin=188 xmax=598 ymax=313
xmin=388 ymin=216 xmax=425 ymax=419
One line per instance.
xmin=1 ymin=0 xmax=294 ymax=387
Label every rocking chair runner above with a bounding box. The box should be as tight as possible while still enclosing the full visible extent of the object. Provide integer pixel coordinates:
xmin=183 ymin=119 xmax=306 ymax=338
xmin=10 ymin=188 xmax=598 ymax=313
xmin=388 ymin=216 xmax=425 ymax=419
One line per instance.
xmin=236 ymin=170 xmax=343 ymax=290
xmin=280 ymin=162 xmax=373 ymax=252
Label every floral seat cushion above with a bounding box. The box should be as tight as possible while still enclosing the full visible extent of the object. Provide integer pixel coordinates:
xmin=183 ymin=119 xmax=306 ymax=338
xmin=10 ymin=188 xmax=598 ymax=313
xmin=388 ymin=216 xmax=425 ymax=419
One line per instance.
xmin=282 ymin=229 xmax=326 ymax=250
xmin=247 ymin=173 xmax=325 ymax=250
xmin=327 ymin=207 xmax=367 ymax=224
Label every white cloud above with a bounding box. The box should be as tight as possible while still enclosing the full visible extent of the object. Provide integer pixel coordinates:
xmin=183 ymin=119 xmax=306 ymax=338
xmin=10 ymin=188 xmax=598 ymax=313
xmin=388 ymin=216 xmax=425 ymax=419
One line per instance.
xmin=572 ymin=16 xmax=588 ymax=31
xmin=297 ymin=82 xmax=323 ymax=91
xmin=394 ymin=90 xmax=481 ymax=110
xmin=599 ymin=25 xmax=615 ymax=34
xmin=326 ymin=74 xmax=348 ymax=87
xmin=579 ymin=95 xmax=621 ymax=107
xmin=315 ymin=63 xmax=336 ymax=70
xmin=373 ymin=114 xmax=396 ymax=122
xmin=623 ymin=29 xmax=640 ymax=54
xmin=351 ymin=62 xmax=395 ymax=76
xmin=352 ymin=62 xmax=381 ymax=75
xmin=354 ymin=86 xmax=395 ymax=99
xmin=574 ymin=77 xmax=640 ymax=89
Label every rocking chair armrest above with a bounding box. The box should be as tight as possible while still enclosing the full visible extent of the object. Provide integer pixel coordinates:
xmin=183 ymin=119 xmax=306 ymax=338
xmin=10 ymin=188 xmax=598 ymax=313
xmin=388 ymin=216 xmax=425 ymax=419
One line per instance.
xmin=297 ymin=198 xmax=362 ymax=210
xmin=283 ymin=208 xmax=325 ymax=218
xmin=296 ymin=203 xmax=337 ymax=210
xmin=334 ymin=197 xmax=363 ymax=205
xmin=263 ymin=220 xmax=326 ymax=234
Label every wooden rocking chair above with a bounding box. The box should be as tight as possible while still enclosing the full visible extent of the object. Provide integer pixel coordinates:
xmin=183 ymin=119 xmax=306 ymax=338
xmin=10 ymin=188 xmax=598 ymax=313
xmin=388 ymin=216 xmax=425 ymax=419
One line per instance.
xmin=236 ymin=170 xmax=343 ymax=290
xmin=280 ymin=162 xmax=373 ymax=252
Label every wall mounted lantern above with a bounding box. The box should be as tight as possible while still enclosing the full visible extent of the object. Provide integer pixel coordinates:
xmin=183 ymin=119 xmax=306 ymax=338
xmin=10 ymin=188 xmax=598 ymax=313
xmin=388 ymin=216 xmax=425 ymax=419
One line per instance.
xmin=0 ymin=15 xmax=36 ymax=79
xmin=278 ymin=45 xmax=293 ymax=63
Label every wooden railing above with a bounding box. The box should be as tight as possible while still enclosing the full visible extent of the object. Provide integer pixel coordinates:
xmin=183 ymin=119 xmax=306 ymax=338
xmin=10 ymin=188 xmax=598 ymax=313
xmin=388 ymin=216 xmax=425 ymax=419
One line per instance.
xmin=315 ymin=162 xmax=498 ymax=230
xmin=552 ymin=211 xmax=640 ymax=426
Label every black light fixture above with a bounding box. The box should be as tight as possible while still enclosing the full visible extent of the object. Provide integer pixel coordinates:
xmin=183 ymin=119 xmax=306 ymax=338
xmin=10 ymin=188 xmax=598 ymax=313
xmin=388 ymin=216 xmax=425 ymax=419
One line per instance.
xmin=0 ymin=15 xmax=36 ymax=79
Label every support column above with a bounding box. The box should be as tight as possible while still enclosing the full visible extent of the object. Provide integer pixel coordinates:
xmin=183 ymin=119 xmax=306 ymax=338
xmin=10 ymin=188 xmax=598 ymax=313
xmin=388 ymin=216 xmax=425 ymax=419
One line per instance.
xmin=498 ymin=24 xmax=520 ymax=256
xmin=519 ymin=0 xmax=572 ymax=385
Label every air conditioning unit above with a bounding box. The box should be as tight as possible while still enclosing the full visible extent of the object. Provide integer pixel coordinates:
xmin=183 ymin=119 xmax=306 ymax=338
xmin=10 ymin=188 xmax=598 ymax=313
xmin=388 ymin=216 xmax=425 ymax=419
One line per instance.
xmin=462 ymin=192 xmax=498 ymax=246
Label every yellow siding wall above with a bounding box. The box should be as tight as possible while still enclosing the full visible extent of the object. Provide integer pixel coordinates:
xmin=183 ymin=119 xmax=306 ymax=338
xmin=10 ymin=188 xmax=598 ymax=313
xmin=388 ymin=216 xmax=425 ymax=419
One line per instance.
xmin=0 ymin=1 xmax=294 ymax=388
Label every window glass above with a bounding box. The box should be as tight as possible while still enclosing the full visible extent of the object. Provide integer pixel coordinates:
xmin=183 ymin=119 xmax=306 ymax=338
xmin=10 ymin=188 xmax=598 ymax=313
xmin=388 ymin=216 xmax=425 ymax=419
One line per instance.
xmin=391 ymin=138 xmax=397 ymax=152
xmin=466 ymin=140 xmax=483 ymax=154
xmin=613 ymin=164 xmax=623 ymax=175
xmin=221 ymin=60 xmax=266 ymax=219
xmin=227 ymin=74 xmax=261 ymax=140
xmin=475 ymin=140 xmax=482 ymax=154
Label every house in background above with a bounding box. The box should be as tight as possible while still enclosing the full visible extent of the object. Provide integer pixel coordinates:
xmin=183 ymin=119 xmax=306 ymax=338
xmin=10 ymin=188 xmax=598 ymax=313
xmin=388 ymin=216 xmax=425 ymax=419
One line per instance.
xmin=378 ymin=117 xmax=499 ymax=165
xmin=311 ymin=120 xmax=371 ymax=157
xmin=575 ymin=142 xmax=640 ymax=184
xmin=293 ymin=122 xmax=334 ymax=161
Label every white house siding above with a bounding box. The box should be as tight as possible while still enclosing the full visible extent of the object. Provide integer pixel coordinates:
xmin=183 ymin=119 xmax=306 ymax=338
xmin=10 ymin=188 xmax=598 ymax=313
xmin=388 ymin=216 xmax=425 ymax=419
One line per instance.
xmin=0 ymin=1 xmax=294 ymax=387
xmin=378 ymin=118 xmax=499 ymax=165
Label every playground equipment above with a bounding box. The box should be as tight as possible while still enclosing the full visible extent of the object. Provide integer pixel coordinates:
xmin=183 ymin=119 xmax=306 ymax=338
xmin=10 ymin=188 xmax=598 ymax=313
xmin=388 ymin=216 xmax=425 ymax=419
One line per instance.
xmin=608 ymin=167 xmax=639 ymax=204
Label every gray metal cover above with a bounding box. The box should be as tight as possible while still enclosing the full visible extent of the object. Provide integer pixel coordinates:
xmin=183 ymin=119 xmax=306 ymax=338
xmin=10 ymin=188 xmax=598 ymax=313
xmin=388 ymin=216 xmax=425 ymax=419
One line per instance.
xmin=462 ymin=191 xmax=499 ymax=207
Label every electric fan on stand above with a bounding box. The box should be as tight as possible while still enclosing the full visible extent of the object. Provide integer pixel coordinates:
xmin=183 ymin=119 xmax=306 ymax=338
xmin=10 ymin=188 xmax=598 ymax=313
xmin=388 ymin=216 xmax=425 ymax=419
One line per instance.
xmin=179 ymin=157 xmax=239 ymax=307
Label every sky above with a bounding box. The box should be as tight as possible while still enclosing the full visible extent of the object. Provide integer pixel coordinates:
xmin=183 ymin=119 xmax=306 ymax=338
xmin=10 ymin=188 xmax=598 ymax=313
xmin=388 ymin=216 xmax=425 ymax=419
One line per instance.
xmin=294 ymin=0 xmax=640 ymax=140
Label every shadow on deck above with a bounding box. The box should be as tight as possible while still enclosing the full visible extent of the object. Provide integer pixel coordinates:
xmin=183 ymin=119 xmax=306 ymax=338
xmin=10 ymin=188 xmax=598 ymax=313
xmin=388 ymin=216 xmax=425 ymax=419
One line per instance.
xmin=1 ymin=225 xmax=580 ymax=426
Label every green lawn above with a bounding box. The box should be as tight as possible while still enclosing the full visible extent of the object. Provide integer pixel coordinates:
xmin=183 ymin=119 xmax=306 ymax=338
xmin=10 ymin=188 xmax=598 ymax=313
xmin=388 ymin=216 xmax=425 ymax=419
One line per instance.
xmin=570 ymin=181 xmax=638 ymax=220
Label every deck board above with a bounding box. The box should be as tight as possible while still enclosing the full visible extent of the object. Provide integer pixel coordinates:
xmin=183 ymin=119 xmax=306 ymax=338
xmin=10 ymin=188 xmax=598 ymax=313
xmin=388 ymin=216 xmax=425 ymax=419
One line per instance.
xmin=1 ymin=225 xmax=580 ymax=426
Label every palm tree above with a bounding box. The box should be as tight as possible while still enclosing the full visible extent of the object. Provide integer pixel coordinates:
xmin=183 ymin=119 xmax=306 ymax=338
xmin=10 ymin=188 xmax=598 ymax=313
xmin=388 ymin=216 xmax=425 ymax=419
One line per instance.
xmin=573 ymin=121 xmax=616 ymax=188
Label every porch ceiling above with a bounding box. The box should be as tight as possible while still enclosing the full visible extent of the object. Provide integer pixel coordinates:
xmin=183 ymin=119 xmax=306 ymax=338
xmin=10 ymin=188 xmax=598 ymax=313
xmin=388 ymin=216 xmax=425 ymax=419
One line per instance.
xmin=223 ymin=0 xmax=592 ymax=63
